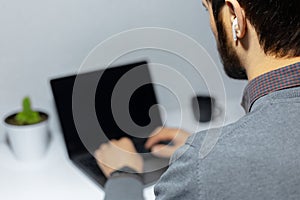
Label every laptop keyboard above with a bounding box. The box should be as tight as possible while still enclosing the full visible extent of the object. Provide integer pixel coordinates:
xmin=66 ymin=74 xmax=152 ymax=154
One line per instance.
xmin=77 ymin=155 xmax=105 ymax=177
xmin=131 ymin=138 xmax=150 ymax=153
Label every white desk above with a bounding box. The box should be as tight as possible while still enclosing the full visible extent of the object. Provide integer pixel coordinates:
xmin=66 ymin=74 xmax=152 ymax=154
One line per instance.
xmin=0 ymin=99 xmax=244 ymax=200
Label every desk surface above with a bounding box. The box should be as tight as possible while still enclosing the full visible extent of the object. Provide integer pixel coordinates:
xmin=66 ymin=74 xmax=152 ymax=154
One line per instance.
xmin=0 ymin=99 xmax=244 ymax=200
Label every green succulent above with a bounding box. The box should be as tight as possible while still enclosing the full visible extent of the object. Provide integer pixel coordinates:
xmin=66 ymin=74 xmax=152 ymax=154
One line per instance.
xmin=15 ymin=97 xmax=42 ymax=125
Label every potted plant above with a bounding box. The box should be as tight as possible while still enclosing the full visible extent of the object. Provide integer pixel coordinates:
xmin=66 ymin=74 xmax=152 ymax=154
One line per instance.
xmin=4 ymin=97 xmax=50 ymax=161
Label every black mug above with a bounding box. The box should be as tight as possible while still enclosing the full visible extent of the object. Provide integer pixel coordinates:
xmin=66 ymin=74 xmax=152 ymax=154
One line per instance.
xmin=192 ymin=95 xmax=220 ymax=122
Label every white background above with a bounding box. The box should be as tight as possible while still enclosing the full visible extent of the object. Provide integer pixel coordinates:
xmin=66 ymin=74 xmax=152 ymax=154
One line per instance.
xmin=0 ymin=0 xmax=246 ymax=125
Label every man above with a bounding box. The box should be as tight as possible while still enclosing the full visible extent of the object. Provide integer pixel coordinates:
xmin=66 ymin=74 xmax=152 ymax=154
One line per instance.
xmin=95 ymin=0 xmax=300 ymax=199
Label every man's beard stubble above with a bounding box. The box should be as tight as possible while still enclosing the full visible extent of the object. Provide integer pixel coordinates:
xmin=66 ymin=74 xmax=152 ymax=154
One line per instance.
xmin=215 ymin=16 xmax=248 ymax=80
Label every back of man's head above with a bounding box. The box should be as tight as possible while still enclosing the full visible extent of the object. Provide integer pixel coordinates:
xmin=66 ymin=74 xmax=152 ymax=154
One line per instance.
xmin=211 ymin=0 xmax=300 ymax=58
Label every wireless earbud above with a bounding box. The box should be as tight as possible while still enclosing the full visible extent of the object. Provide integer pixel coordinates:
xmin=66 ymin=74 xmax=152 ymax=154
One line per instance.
xmin=232 ymin=18 xmax=238 ymax=42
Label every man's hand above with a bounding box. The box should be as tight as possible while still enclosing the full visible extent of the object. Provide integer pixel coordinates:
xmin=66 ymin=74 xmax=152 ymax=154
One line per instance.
xmin=145 ymin=127 xmax=190 ymax=158
xmin=94 ymin=137 xmax=143 ymax=178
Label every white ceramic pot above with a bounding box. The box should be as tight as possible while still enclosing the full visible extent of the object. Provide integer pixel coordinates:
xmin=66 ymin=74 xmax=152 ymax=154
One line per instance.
xmin=4 ymin=112 xmax=50 ymax=162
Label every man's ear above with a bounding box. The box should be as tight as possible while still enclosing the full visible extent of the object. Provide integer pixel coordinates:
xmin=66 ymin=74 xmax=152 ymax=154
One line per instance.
xmin=225 ymin=0 xmax=246 ymax=39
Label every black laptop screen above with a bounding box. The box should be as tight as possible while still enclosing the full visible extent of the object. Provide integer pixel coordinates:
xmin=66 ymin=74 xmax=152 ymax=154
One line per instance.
xmin=50 ymin=61 xmax=162 ymax=157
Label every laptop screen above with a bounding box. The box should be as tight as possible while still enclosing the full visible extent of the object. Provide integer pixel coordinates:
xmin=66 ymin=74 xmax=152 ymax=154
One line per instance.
xmin=50 ymin=61 xmax=162 ymax=158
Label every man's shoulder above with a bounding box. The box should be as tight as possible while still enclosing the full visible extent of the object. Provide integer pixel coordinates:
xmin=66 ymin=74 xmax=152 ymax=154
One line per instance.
xmin=169 ymin=116 xmax=250 ymax=166
xmin=183 ymin=113 xmax=255 ymax=159
xmin=156 ymin=117 xmax=256 ymax=199
xmin=168 ymin=111 xmax=300 ymax=199
xmin=158 ymin=90 xmax=300 ymax=199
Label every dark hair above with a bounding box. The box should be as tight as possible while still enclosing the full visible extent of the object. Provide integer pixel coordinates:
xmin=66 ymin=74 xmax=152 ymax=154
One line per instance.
xmin=210 ymin=0 xmax=300 ymax=58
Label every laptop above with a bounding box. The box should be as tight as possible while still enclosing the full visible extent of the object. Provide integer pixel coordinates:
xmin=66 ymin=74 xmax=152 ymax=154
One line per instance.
xmin=50 ymin=61 xmax=169 ymax=188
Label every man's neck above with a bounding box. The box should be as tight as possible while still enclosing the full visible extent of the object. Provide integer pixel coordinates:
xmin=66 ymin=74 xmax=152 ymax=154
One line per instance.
xmin=245 ymin=56 xmax=300 ymax=81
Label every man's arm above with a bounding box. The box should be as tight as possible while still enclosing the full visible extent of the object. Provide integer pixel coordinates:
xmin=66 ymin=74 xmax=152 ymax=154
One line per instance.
xmin=154 ymin=134 xmax=202 ymax=200
xmin=94 ymin=138 xmax=145 ymax=200
xmin=104 ymin=176 xmax=144 ymax=200
xmin=95 ymin=128 xmax=191 ymax=200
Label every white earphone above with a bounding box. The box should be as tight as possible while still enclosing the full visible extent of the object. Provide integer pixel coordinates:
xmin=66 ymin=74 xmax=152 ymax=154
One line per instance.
xmin=232 ymin=18 xmax=238 ymax=42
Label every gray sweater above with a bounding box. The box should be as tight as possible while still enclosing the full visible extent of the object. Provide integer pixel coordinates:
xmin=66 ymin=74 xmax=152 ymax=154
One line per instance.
xmin=104 ymin=87 xmax=300 ymax=199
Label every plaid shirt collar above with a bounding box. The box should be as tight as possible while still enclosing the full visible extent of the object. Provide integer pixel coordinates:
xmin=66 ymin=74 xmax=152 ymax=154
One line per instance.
xmin=241 ymin=62 xmax=300 ymax=113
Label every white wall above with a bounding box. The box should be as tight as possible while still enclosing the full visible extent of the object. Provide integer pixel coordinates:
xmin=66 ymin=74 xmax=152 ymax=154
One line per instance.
xmin=0 ymin=0 xmax=247 ymax=136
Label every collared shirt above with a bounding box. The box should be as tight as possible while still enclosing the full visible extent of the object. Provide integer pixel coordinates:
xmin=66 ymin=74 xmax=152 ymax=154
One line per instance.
xmin=241 ymin=62 xmax=300 ymax=113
